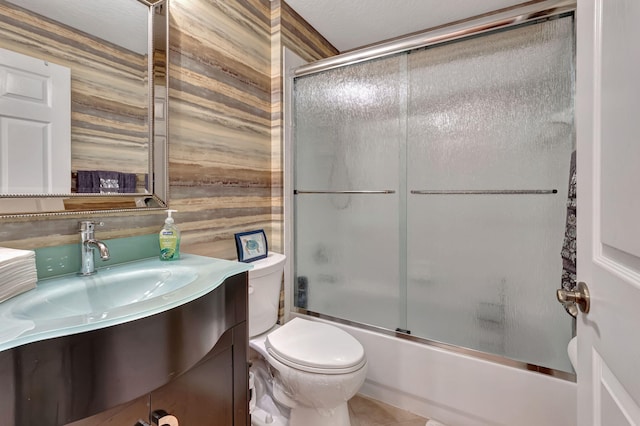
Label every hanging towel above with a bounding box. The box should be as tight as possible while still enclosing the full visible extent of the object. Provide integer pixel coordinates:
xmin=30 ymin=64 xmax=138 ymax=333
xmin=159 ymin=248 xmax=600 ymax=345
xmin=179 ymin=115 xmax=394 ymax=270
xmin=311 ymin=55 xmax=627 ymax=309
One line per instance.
xmin=118 ymin=172 xmax=137 ymax=193
xmin=77 ymin=170 xmax=137 ymax=193
xmin=561 ymin=151 xmax=577 ymax=293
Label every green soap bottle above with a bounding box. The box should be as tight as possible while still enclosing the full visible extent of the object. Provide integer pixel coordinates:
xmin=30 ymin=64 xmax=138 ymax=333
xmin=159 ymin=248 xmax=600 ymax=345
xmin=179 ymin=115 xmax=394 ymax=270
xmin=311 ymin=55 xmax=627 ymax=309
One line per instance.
xmin=159 ymin=209 xmax=180 ymax=261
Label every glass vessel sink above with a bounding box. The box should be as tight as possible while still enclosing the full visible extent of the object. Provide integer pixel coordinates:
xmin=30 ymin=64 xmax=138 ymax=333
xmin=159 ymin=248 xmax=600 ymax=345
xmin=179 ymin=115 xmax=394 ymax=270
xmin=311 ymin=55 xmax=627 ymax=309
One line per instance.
xmin=0 ymin=254 xmax=251 ymax=352
xmin=12 ymin=267 xmax=198 ymax=321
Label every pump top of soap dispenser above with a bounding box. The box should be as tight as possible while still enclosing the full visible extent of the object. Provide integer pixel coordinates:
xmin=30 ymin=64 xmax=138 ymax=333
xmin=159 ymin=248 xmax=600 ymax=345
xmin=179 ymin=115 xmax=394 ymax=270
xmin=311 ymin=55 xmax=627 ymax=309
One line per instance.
xmin=164 ymin=209 xmax=177 ymax=225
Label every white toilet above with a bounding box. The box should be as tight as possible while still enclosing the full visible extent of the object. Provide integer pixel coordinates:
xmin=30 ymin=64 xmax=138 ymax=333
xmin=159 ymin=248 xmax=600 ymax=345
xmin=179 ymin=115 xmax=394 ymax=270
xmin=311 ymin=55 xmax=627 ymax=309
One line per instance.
xmin=248 ymin=252 xmax=367 ymax=426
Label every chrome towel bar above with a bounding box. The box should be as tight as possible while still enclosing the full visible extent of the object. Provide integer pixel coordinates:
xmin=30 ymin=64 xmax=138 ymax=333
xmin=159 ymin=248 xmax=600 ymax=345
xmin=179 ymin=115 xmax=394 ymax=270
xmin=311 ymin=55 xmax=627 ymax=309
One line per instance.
xmin=294 ymin=190 xmax=557 ymax=195
xmin=294 ymin=190 xmax=396 ymax=194
xmin=410 ymin=189 xmax=558 ymax=195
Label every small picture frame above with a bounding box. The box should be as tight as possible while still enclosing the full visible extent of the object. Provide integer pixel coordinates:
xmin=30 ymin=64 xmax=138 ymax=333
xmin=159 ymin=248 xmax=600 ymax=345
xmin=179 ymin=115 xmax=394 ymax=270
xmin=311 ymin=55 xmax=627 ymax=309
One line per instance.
xmin=234 ymin=229 xmax=268 ymax=263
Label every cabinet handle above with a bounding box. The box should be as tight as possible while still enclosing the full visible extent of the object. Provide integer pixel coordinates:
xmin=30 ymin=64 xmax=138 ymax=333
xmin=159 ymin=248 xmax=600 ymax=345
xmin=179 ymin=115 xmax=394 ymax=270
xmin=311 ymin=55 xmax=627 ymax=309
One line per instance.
xmin=151 ymin=410 xmax=179 ymax=426
xmin=134 ymin=421 xmax=151 ymax=426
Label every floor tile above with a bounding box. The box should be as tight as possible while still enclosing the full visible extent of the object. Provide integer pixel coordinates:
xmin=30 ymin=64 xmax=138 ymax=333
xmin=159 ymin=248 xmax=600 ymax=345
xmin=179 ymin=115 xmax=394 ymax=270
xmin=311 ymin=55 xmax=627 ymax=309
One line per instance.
xmin=348 ymin=394 xmax=428 ymax=426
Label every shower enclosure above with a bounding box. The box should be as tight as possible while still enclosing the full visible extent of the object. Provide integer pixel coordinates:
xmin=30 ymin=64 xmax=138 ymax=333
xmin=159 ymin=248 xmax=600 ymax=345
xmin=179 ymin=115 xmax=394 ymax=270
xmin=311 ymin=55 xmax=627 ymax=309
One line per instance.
xmin=292 ymin=12 xmax=575 ymax=374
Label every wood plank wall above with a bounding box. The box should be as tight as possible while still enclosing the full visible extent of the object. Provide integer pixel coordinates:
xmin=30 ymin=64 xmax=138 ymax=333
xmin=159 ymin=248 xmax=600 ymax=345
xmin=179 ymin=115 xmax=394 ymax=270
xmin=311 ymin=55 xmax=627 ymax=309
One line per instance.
xmin=0 ymin=0 xmax=337 ymax=262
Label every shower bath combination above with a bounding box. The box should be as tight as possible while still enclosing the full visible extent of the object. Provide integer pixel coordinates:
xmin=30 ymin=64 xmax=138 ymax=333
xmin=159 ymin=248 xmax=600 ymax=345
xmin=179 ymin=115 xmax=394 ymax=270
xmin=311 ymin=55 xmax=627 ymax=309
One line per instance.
xmin=290 ymin=9 xmax=576 ymax=377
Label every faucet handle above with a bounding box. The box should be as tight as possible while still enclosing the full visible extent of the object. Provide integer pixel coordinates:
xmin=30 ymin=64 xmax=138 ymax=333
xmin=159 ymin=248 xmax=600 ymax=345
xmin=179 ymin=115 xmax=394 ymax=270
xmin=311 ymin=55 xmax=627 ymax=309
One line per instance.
xmin=78 ymin=220 xmax=104 ymax=232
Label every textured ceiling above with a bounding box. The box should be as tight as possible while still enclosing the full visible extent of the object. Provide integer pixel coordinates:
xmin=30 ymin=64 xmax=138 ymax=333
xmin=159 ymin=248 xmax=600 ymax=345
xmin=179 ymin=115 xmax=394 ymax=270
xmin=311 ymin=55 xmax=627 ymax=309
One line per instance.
xmin=286 ymin=0 xmax=533 ymax=52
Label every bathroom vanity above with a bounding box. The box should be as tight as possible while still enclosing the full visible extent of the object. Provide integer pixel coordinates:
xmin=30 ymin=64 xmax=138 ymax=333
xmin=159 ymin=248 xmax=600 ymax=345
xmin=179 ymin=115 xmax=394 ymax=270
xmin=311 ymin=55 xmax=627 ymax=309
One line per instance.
xmin=0 ymin=255 xmax=250 ymax=426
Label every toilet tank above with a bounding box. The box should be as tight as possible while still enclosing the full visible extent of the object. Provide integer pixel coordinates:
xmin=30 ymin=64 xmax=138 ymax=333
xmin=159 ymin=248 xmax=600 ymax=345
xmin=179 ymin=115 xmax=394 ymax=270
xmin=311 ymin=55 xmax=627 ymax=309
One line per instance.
xmin=248 ymin=252 xmax=286 ymax=337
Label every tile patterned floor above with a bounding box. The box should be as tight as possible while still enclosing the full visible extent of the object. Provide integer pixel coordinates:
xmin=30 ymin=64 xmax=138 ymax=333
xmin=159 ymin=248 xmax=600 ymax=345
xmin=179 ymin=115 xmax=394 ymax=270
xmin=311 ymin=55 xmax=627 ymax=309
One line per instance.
xmin=348 ymin=394 xmax=428 ymax=426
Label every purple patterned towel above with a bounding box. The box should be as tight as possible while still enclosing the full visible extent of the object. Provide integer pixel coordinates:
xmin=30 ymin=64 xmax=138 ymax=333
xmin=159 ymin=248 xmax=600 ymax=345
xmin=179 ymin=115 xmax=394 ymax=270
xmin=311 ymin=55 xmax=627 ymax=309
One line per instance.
xmin=561 ymin=151 xmax=577 ymax=292
xmin=77 ymin=170 xmax=137 ymax=193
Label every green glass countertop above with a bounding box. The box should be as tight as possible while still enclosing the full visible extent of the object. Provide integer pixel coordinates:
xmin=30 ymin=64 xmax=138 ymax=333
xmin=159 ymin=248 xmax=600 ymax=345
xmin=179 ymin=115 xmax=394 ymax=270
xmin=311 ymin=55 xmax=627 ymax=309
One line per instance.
xmin=0 ymin=254 xmax=251 ymax=352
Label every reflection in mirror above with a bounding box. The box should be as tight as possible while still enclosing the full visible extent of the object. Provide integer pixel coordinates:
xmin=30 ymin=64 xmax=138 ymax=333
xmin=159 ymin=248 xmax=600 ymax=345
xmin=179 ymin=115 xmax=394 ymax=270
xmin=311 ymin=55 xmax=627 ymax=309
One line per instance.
xmin=0 ymin=0 xmax=168 ymax=215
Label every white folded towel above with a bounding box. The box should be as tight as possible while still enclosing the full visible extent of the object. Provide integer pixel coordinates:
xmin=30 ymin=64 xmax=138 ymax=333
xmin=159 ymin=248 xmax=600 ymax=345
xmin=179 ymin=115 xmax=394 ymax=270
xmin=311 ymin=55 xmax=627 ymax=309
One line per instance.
xmin=0 ymin=247 xmax=37 ymax=303
xmin=0 ymin=247 xmax=35 ymax=263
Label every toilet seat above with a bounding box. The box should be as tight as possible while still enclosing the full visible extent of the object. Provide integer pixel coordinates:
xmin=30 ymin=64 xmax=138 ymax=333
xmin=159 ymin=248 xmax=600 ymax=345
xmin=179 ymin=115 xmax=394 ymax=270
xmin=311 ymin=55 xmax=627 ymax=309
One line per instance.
xmin=265 ymin=318 xmax=366 ymax=375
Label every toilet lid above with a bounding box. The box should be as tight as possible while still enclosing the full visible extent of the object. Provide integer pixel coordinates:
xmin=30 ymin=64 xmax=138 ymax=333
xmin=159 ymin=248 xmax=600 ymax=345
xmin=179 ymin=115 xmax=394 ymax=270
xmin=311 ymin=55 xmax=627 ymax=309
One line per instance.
xmin=265 ymin=318 xmax=366 ymax=374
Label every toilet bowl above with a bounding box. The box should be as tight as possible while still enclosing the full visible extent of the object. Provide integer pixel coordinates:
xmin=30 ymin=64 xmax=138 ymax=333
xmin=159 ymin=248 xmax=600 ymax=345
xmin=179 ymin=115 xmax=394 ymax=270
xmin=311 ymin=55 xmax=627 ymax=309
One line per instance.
xmin=248 ymin=253 xmax=367 ymax=426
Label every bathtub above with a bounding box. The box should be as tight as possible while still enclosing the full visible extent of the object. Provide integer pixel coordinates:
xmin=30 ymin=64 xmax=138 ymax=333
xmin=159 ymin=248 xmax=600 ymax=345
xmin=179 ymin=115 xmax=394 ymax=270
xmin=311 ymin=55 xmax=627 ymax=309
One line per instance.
xmin=292 ymin=312 xmax=577 ymax=426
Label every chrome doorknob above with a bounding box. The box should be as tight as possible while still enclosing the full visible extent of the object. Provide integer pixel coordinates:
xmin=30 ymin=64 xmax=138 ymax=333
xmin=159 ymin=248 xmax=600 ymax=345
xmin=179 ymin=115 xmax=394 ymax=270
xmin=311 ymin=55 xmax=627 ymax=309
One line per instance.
xmin=557 ymin=281 xmax=590 ymax=315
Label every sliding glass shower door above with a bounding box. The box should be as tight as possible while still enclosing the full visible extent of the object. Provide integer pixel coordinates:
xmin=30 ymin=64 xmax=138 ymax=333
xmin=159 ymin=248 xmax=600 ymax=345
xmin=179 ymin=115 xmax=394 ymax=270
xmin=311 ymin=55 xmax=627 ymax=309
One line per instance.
xmin=293 ymin=14 xmax=575 ymax=373
xmin=405 ymin=17 xmax=575 ymax=371
xmin=294 ymin=54 xmax=404 ymax=329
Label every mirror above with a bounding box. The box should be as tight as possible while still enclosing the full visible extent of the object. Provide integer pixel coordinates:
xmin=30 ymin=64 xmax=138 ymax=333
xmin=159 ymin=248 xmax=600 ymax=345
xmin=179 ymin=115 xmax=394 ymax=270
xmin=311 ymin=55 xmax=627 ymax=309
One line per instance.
xmin=0 ymin=0 xmax=168 ymax=216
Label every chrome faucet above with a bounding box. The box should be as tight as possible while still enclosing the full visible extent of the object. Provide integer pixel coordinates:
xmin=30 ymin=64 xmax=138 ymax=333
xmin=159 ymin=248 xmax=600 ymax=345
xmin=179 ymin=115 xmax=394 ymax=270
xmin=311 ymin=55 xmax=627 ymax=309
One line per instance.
xmin=79 ymin=221 xmax=110 ymax=276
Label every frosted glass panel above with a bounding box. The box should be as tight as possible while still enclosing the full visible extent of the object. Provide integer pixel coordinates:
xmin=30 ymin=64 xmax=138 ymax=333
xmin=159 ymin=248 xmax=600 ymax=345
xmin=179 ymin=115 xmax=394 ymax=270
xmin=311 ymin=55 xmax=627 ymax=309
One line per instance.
xmin=406 ymin=17 xmax=574 ymax=371
xmin=294 ymin=55 xmax=403 ymax=329
xmin=294 ymin=56 xmax=403 ymax=190
xmin=295 ymin=194 xmax=400 ymax=328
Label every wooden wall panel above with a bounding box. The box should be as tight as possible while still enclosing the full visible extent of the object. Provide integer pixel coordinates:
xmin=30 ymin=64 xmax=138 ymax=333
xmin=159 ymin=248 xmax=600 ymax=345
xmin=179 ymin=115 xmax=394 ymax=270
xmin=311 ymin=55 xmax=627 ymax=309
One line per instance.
xmin=167 ymin=0 xmax=272 ymax=259
xmin=280 ymin=1 xmax=339 ymax=61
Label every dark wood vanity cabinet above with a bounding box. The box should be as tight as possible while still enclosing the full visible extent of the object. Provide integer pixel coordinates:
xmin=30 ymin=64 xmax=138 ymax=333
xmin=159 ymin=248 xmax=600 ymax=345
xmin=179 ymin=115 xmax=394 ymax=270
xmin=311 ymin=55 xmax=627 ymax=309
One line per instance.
xmin=68 ymin=324 xmax=248 ymax=426
xmin=1 ymin=272 xmax=249 ymax=426
xmin=150 ymin=325 xmax=247 ymax=425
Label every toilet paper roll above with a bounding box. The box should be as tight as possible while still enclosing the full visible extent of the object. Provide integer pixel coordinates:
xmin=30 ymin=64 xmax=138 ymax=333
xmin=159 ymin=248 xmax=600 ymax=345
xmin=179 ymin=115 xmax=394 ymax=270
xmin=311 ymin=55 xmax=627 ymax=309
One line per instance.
xmin=156 ymin=415 xmax=179 ymax=426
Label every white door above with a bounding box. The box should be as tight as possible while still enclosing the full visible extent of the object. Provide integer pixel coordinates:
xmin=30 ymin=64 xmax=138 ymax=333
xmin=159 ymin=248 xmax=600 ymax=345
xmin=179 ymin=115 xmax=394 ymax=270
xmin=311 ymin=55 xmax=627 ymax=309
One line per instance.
xmin=576 ymin=0 xmax=640 ymax=424
xmin=0 ymin=48 xmax=70 ymax=194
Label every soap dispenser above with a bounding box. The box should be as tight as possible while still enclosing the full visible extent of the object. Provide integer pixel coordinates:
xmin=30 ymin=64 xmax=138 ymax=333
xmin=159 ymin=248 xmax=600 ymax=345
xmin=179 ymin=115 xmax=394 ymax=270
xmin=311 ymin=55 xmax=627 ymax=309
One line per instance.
xmin=159 ymin=209 xmax=180 ymax=261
